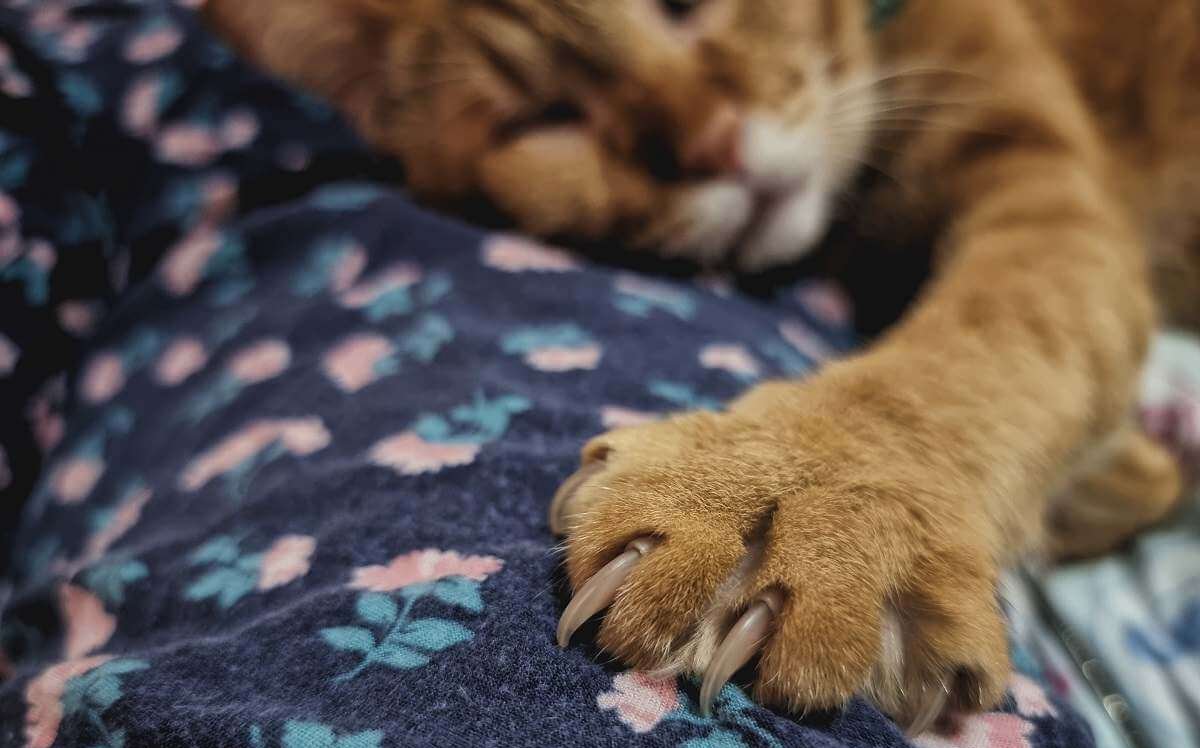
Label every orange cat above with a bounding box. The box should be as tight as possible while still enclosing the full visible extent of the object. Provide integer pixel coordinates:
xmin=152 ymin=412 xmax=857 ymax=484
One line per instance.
xmin=206 ymin=0 xmax=1200 ymax=734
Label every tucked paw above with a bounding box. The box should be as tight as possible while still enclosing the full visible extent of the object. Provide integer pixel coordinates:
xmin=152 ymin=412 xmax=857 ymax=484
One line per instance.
xmin=552 ymin=392 xmax=1010 ymax=735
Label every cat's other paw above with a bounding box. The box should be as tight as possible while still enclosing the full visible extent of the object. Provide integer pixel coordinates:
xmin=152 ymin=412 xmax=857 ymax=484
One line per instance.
xmin=552 ymin=383 xmax=1009 ymax=734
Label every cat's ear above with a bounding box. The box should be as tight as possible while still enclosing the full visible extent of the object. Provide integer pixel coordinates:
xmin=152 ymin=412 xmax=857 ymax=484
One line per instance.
xmin=203 ymin=0 xmax=389 ymax=132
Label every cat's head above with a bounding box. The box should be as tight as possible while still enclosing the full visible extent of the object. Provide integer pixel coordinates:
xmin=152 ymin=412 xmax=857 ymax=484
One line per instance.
xmin=214 ymin=0 xmax=884 ymax=268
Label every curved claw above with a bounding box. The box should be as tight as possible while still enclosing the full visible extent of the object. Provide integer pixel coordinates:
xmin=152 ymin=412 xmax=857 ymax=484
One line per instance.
xmin=699 ymin=590 xmax=783 ymax=717
xmin=903 ymin=679 xmax=949 ymax=738
xmin=549 ymin=461 xmax=607 ymax=536
xmin=557 ymin=537 xmax=657 ymax=648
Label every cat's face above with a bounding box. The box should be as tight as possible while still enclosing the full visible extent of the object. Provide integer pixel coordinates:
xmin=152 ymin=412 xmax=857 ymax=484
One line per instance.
xmin=357 ymin=0 xmax=878 ymax=268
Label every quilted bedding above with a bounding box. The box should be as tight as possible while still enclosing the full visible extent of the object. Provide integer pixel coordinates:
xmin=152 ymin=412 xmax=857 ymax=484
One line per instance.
xmin=0 ymin=1 xmax=1190 ymax=746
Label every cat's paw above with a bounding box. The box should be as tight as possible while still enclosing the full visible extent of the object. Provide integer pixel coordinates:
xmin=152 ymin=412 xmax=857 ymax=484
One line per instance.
xmin=552 ymin=383 xmax=1009 ymax=734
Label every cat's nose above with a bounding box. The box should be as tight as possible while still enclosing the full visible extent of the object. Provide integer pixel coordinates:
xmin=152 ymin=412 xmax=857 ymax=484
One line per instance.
xmin=680 ymin=103 xmax=742 ymax=175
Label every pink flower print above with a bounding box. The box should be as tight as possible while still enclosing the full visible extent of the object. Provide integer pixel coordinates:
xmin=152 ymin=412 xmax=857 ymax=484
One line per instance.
xmin=227 ymin=339 xmax=291 ymax=384
xmin=482 ymin=235 xmax=579 ymax=273
xmin=160 ymin=227 xmax=223 ymax=296
xmin=1009 ymin=673 xmax=1057 ymax=719
xmin=914 ymin=713 xmax=1035 ymax=748
xmin=180 ymin=417 xmax=330 ymax=491
xmin=780 ymin=320 xmax=836 ymax=363
xmin=369 ymin=431 xmax=480 ymax=476
xmin=525 ymin=344 xmax=602 ymax=372
xmin=58 ymin=24 xmax=97 ymax=58
xmin=24 ymin=654 xmax=112 ymax=748
xmin=50 ymin=457 xmax=105 ymax=505
xmin=597 ymin=672 xmax=679 ymax=734
xmin=0 ymin=234 xmax=17 ymax=264
xmin=700 ymin=344 xmax=761 ymax=378
xmin=339 ymin=264 xmax=423 ymax=309
xmin=59 ymin=584 xmax=115 ymax=659
xmin=27 ymin=240 xmax=56 ymax=271
xmin=27 ymin=395 xmax=64 ymax=454
xmin=80 ymin=352 xmax=125 ymax=404
xmin=323 ymin=334 xmax=395 ymax=393
xmin=797 ymin=282 xmax=851 ymax=327
xmin=219 ymin=110 xmax=259 ymax=149
xmin=1 ymin=70 xmax=30 ymax=98
xmin=0 ymin=191 xmax=18 ymax=230
xmin=121 ymin=74 xmax=163 ymax=137
xmin=30 ymin=4 xmax=68 ymax=33
xmin=156 ymin=123 xmax=222 ymax=166
xmin=124 ymin=23 xmax=182 ymax=63
xmin=0 ymin=333 xmax=17 ymax=375
xmin=350 ymin=549 xmax=503 ymax=592
xmin=602 ymin=406 xmax=659 ymax=429
xmin=276 ymin=418 xmax=332 ymax=455
xmin=154 ymin=337 xmax=208 ymax=385
xmin=56 ymin=301 xmax=99 ymax=337
xmin=78 ymin=486 xmax=152 ymax=567
xmin=257 ymin=535 xmax=316 ymax=591
xmin=198 ymin=174 xmax=238 ymax=226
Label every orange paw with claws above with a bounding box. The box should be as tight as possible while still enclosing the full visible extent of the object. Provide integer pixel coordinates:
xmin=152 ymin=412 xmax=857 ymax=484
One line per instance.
xmin=551 ymin=380 xmax=1011 ymax=736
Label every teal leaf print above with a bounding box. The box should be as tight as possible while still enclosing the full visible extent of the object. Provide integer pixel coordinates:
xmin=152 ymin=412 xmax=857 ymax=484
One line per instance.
xmin=412 ymin=414 xmax=451 ymax=442
xmin=397 ymin=313 xmax=453 ymax=363
xmin=372 ymin=645 xmax=429 ymax=669
xmin=283 ymin=721 xmax=335 ymax=748
xmin=683 ymin=730 xmax=748 ymax=748
xmin=309 ymin=185 xmax=383 ymax=211
xmin=82 ymin=559 xmax=148 ymax=606
xmin=432 ymin=577 xmax=483 ymax=612
xmin=185 ymin=566 xmax=257 ymax=608
xmin=335 ymin=731 xmax=385 ymax=748
xmin=60 ymin=659 xmax=149 ymax=748
xmin=365 ymin=287 xmax=414 ymax=320
xmin=324 ymin=584 xmax=486 ymax=681
xmin=393 ymin=619 xmax=471 ymax=651
xmin=184 ymin=536 xmax=264 ymax=609
xmin=1 ymin=254 xmax=51 ymax=305
xmin=190 ymin=535 xmax=242 ymax=565
xmin=412 ymin=392 xmax=532 ymax=445
xmin=613 ymin=277 xmax=696 ymax=320
xmin=356 ymin=593 xmax=398 ymax=626
xmin=282 ymin=721 xmax=384 ymax=748
xmin=599 ymin=672 xmax=783 ymax=747
xmin=355 ymin=270 xmax=452 ymax=322
xmin=417 ymin=272 xmax=452 ymax=305
xmin=292 ymin=237 xmax=362 ymax=297
xmin=758 ymin=340 xmax=810 ymax=376
xmin=501 ymin=323 xmax=592 ymax=354
xmin=320 ymin=627 xmax=375 ymax=653
xmin=648 ymin=381 xmax=722 ymax=412
xmin=0 ymin=142 xmax=31 ymax=188
xmin=58 ymin=73 xmax=103 ymax=118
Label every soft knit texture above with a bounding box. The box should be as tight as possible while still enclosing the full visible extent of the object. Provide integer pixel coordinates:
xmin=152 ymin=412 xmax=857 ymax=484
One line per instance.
xmin=0 ymin=2 xmax=1094 ymax=746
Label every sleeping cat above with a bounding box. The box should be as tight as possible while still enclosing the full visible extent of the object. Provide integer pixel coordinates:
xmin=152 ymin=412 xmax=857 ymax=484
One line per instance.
xmin=205 ymin=0 xmax=1200 ymax=735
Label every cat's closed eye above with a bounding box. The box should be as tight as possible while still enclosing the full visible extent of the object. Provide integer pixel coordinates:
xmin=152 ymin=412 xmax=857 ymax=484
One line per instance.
xmin=659 ymin=0 xmax=706 ymax=21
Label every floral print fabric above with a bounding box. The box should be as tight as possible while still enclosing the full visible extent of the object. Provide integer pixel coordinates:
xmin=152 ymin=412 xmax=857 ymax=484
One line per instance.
xmin=0 ymin=2 xmax=1096 ymax=746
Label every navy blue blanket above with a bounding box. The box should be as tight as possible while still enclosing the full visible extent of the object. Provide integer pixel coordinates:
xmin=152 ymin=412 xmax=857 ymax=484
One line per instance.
xmin=0 ymin=2 xmax=1093 ymax=746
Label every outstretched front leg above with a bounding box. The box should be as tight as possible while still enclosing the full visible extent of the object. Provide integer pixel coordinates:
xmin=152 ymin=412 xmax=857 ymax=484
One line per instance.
xmin=552 ymin=3 xmax=1169 ymax=733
